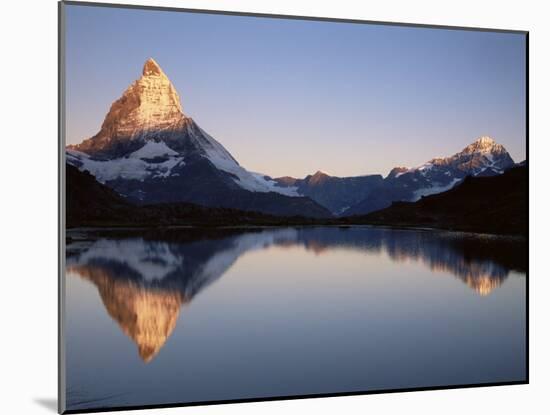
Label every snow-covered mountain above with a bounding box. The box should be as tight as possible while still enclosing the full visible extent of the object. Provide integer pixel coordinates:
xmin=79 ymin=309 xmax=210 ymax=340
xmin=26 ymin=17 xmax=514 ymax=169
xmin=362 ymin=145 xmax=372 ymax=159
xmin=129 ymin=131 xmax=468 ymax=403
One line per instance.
xmin=67 ymin=59 xmax=330 ymax=218
xmin=387 ymin=136 xmax=515 ymax=198
xmin=389 ymin=136 xmax=514 ymax=184
xmin=345 ymin=136 xmax=516 ymax=215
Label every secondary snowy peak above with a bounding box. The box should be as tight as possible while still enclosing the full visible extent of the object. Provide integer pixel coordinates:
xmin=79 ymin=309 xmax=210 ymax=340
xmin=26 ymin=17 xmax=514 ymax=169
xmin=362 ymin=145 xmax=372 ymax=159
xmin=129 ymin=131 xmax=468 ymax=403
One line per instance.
xmin=468 ymin=135 xmax=497 ymax=147
xmin=70 ymin=58 xmax=186 ymax=158
xmin=368 ymin=136 xmax=517 ymax=204
xmin=394 ymin=136 xmax=514 ymax=179
xmin=460 ymin=136 xmax=507 ymax=156
xmin=440 ymin=135 xmax=514 ymax=174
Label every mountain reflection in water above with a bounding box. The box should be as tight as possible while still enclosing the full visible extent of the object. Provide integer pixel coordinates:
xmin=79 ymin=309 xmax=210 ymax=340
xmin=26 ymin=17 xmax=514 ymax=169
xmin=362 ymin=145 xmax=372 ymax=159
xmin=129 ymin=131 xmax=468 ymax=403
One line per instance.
xmin=66 ymin=226 xmax=526 ymax=362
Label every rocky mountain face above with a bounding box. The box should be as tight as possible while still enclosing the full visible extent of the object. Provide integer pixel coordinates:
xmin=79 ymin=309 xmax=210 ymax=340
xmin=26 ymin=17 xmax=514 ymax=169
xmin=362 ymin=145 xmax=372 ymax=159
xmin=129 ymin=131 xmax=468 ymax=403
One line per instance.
xmin=67 ymin=59 xmax=330 ymax=218
xmin=274 ymin=171 xmax=384 ymax=215
xmin=69 ymin=58 xmax=186 ymax=159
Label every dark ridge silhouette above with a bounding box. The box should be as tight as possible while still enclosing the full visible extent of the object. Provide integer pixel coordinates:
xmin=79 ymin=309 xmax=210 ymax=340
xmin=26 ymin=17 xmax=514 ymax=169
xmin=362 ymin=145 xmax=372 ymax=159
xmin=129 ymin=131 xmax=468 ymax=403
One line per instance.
xmin=352 ymin=165 xmax=527 ymax=235
xmin=66 ymin=164 xmax=327 ymax=228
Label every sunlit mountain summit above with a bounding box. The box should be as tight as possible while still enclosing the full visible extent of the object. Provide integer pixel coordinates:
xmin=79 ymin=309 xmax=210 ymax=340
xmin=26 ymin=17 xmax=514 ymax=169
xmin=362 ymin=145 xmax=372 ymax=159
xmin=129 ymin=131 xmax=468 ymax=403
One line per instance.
xmin=67 ymin=58 xmax=330 ymax=217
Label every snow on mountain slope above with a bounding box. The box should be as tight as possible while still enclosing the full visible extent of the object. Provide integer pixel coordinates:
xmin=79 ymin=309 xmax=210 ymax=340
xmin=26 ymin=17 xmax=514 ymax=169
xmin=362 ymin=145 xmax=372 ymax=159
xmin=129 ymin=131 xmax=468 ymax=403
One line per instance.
xmin=388 ymin=136 xmax=515 ymax=201
xmin=397 ymin=136 xmax=514 ymax=179
xmin=67 ymin=148 xmax=185 ymax=183
xmin=188 ymin=124 xmax=300 ymax=196
xmin=412 ymin=177 xmax=462 ymax=200
xmin=129 ymin=141 xmax=179 ymax=159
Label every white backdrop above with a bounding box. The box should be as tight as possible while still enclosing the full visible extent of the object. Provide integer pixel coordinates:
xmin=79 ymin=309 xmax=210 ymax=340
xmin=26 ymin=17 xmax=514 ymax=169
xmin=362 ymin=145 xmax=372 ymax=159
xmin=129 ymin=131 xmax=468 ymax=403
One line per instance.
xmin=0 ymin=0 xmax=546 ymax=414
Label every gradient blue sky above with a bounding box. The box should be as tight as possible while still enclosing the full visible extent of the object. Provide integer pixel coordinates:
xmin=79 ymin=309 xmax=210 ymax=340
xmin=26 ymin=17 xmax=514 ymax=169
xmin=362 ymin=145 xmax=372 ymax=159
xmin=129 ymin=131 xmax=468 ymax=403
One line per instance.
xmin=65 ymin=4 xmax=526 ymax=177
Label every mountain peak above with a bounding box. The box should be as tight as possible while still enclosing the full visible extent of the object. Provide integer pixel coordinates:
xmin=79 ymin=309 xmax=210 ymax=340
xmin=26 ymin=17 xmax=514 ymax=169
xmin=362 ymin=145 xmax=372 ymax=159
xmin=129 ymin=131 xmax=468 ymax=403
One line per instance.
xmin=379 ymin=135 xmax=515 ymax=198
xmin=475 ymin=136 xmax=496 ymax=145
xmin=461 ymin=136 xmax=507 ymax=156
xmin=143 ymin=58 xmax=164 ymax=77
xmin=388 ymin=166 xmax=408 ymax=179
xmin=308 ymin=170 xmax=331 ymax=185
xmin=71 ymin=58 xmax=186 ymax=157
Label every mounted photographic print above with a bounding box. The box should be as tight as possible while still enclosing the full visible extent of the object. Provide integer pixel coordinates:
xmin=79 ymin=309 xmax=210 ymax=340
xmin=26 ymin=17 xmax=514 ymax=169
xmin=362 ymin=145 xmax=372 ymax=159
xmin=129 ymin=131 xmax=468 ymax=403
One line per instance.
xmin=59 ymin=1 xmax=528 ymax=413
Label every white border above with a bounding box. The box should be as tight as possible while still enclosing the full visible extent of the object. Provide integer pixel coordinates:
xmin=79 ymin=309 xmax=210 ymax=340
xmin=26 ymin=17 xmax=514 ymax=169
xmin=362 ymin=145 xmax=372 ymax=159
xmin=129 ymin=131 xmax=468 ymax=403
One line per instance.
xmin=2 ymin=1 xmax=546 ymax=415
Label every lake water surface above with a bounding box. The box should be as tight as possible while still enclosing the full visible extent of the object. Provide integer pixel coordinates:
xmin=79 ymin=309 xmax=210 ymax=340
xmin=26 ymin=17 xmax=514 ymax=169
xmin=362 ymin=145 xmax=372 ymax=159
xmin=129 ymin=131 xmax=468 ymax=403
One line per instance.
xmin=64 ymin=226 xmax=526 ymax=411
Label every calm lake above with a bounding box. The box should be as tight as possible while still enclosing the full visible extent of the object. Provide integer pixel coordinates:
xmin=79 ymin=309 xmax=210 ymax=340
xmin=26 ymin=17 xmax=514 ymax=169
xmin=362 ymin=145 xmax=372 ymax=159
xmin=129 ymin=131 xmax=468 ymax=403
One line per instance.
xmin=64 ymin=226 xmax=526 ymax=411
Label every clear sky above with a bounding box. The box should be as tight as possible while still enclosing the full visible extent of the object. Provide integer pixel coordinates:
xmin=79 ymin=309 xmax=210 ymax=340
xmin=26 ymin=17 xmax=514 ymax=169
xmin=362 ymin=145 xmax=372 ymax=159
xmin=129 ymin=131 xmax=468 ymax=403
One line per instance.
xmin=65 ymin=4 xmax=526 ymax=178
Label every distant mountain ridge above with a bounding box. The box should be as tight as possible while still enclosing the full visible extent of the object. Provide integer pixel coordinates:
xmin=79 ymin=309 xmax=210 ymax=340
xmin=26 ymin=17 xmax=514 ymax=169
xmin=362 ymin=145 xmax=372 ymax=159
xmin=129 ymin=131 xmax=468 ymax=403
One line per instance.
xmin=274 ymin=171 xmax=384 ymax=215
xmin=275 ymin=136 xmax=516 ymax=216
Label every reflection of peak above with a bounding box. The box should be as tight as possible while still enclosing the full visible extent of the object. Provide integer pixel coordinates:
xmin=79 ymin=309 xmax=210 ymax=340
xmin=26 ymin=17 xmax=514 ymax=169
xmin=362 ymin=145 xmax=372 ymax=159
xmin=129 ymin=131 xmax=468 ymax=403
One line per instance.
xmin=381 ymin=230 xmax=512 ymax=296
xmin=463 ymin=275 xmax=504 ymax=296
xmin=66 ymin=229 xmax=300 ymax=361
xmin=69 ymin=227 xmax=523 ymax=299
xmin=289 ymin=227 xmax=520 ymax=296
xmin=68 ymin=229 xmax=299 ymax=298
xmin=66 ymin=227 xmax=525 ymax=362
xmin=425 ymin=259 xmax=508 ymax=296
xmin=68 ymin=263 xmax=186 ymax=362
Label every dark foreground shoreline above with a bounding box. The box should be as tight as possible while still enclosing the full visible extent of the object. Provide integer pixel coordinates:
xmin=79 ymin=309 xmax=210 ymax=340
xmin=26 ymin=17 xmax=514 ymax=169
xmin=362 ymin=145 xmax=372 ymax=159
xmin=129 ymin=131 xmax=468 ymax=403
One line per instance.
xmin=66 ymin=209 xmax=526 ymax=237
xmin=65 ymin=223 xmax=527 ymax=245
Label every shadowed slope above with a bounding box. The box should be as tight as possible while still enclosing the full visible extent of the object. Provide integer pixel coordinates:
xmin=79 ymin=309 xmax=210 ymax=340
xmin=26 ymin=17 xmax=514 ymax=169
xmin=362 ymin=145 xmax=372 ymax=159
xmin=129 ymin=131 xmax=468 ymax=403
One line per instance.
xmin=358 ymin=165 xmax=527 ymax=235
